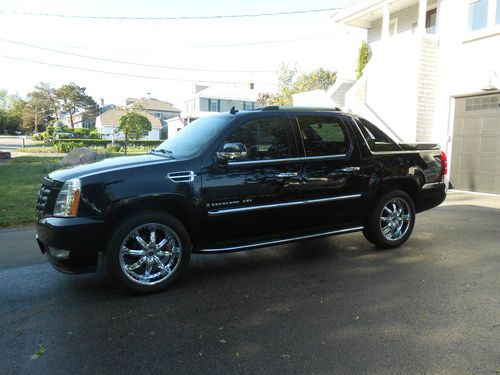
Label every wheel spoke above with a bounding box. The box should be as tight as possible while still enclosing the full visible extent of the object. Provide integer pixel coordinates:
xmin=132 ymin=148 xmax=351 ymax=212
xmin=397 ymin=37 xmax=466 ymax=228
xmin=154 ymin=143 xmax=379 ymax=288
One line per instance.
xmin=144 ymin=260 xmax=153 ymax=277
xmin=135 ymin=236 xmax=149 ymax=250
xmin=122 ymin=246 xmax=146 ymax=257
xmin=156 ymin=238 xmax=168 ymax=250
xmin=383 ymin=206 xmax=393 ymax=214
xmin=380 ymin=216 xmax=391 ymax=221
xmin=127 ymin=256 xmax=147 ymax=271
xmin=150 ymin=228 xmax=157 ymax=246
xmin=401 ymin=214 xmax=411 ymax=222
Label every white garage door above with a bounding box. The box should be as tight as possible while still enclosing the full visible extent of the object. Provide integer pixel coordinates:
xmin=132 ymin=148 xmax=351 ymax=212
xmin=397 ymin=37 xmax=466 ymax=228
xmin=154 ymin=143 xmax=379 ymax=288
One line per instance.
xmin=450 ymin=93 xmax=500 ymax=194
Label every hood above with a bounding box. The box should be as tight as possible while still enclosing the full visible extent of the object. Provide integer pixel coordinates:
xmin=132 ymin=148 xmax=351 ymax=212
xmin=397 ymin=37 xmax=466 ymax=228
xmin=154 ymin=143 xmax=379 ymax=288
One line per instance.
xmin=48 ymin=154 xmax=175 ymax=182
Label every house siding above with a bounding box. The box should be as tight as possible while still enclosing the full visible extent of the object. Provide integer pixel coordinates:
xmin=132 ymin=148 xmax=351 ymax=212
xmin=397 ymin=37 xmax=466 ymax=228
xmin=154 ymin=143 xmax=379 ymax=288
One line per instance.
xmin=416 ymin=37 xmax=439 ymax=142
xmin=368 ymin=4 xmax=419 ymax=43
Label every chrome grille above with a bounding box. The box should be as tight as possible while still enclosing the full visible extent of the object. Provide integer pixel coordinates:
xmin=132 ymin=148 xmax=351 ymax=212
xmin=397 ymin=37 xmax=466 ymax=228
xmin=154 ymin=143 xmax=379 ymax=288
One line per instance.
xmin=36 ymin=185 xmax=52 ymax=216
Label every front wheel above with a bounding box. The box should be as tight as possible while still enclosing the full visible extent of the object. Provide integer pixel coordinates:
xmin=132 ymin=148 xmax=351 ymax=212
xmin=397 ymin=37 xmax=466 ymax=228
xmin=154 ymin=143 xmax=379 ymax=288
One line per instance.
xmin=105 ymin=211 xmax=191 ymax=293
xmin=363 ymin=190 xmax=415 ymax=248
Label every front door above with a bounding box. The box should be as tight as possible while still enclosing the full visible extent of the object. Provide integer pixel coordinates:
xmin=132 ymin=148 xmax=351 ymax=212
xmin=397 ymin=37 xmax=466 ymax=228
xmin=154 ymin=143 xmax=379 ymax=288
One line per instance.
xmin=293 ymin=114 xmax=368 ymax=229
xmin=200 ymin=113 xmax=303 ymax=246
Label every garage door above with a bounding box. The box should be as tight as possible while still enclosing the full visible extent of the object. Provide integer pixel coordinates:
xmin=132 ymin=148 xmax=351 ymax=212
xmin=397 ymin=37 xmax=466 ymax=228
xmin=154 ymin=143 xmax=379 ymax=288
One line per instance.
xmin=450 ymin=93 xmax=500 ymax=194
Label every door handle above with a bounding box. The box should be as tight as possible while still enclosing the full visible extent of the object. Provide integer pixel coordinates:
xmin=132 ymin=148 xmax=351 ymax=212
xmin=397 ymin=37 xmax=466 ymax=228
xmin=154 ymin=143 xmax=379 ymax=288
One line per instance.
xmin=276 ymin=172 xmax=298 ymax=178
xmin=338 ymin=167 xmax=360 ymax=172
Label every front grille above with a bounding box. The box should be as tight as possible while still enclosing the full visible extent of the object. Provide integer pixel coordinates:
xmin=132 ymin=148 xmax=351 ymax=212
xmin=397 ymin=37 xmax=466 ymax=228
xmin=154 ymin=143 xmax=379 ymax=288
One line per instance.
xmin=36 ymin=185 xmax=52 ymax=217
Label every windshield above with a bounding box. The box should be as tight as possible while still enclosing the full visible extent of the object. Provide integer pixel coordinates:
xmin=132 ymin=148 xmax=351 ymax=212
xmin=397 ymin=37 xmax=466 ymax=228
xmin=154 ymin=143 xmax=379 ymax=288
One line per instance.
xmin=154 ymin=115 xmax=234 ymax=159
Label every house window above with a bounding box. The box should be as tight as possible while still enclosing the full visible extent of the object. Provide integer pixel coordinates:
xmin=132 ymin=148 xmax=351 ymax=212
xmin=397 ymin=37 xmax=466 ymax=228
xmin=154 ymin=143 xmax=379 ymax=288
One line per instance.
xmin=426 ymin=8 xmax=437 ymax=34
xmin=209 ymin=99 xmax=217 ymax=112
xmin=496 ymin=0 xmax=500 ymax=24
xmin=154 ymin=112 xmax=161 ymax=118
xmin=468 ymin=0 xmax=488 ymax=31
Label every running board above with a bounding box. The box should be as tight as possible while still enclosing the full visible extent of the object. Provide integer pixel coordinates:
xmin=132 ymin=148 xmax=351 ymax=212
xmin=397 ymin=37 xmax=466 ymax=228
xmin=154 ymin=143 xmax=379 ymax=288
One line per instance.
xmin=198 ymin=226 xmax=364 ymax=253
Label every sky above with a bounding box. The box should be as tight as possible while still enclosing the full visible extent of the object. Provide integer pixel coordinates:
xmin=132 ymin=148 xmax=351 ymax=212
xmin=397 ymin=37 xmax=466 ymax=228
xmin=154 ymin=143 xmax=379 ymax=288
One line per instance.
xmin=0 ymin=0 xmax=365 ymax=109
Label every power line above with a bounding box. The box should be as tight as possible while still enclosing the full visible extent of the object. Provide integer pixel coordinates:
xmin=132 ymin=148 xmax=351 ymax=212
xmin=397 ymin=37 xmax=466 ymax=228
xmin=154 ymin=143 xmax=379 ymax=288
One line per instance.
xmin=0 ymin=54 xmax=275 ymax=86
xmin=45 ymin=34 xmax=338 ymax=51
xmin=0 ymin=7 xmax=339 ymax=20
xmin=0 ymin=38 xmax=275 ymax=73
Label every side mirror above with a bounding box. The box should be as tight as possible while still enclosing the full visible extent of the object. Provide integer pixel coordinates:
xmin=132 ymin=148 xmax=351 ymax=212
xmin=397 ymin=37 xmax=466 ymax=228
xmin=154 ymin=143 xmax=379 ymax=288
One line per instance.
xmin=217 ymin=142 xmax=247 ymax=161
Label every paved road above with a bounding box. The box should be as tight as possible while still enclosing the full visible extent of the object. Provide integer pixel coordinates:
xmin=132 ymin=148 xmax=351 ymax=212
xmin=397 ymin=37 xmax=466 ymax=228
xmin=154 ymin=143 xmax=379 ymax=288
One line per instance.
xmin=1 ymin=192 xmax=499 ymax=374
xmin=0 ymin=136 xmax=32 ymax=152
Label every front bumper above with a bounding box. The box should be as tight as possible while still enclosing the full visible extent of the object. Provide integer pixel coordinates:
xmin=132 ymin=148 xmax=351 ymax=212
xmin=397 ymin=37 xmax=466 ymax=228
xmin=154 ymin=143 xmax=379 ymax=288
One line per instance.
xmin=36 ymin=216 xmax=105 ymax=274
xmin=415 ymin=181 xmax=447 ymax=213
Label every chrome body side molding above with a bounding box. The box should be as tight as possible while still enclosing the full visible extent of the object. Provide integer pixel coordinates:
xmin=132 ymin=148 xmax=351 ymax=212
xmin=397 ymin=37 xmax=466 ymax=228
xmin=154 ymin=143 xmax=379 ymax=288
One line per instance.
xmin=207 ymin=194 xmax=362 ymax=216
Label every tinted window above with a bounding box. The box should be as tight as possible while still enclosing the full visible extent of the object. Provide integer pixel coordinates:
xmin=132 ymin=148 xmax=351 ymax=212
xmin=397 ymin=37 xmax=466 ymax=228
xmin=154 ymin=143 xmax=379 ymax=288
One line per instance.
xmin=224 ymin=117 xmax=293 ymax=161
xmin=296 ymin=116 xmax=350 ymax=157
xmin=155 ymin=115 xmax=233 ymax=158
xmin=357 ymin=118 xmax=400 ymax=152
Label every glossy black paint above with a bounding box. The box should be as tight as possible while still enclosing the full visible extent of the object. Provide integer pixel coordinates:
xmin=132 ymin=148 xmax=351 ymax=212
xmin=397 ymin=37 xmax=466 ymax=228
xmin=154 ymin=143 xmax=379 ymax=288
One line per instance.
xmin=35 ymin=109 xmax=446 ymax=273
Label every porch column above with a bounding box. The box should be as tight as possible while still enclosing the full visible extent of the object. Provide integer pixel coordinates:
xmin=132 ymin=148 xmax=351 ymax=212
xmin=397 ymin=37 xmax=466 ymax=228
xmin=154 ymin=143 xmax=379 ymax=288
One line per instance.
xmin=381 ymin=0 xmax=391 ymax=40
xmin=417 ymin=0 xmax=428 ymax=34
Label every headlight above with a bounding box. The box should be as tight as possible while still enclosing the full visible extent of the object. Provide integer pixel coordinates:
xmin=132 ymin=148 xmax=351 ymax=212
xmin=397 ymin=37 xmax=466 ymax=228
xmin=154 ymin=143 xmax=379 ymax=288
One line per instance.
xmin=53 ymin=178 xmax=81 ymax=217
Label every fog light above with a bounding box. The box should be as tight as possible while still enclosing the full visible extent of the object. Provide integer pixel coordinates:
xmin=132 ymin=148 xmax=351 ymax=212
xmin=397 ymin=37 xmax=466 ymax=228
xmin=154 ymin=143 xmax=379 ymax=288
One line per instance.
xmin=48 ymin=247 xmax=71 ymax=259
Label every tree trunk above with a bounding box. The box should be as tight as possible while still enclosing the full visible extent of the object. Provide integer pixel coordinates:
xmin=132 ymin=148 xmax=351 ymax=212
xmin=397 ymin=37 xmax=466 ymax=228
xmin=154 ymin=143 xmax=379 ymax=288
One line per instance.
xmin=69 ymin=112 xmax=74 ymax=128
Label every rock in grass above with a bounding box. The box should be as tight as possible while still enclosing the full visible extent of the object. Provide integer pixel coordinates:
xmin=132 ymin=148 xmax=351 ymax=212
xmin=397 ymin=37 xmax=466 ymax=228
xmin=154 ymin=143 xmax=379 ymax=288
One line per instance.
xmin=61 ymin=147 xmax=105 ymax=167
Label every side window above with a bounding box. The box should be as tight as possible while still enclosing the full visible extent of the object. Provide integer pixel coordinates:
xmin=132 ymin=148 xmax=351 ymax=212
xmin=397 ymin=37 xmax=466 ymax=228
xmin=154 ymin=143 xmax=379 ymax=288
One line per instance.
xmin=357 ymin=118 xmax=400 ymax=152
xmin=296 ymin=116 xmax=350 ymax=157
xmin=224 ymin=117 xmax=293 ymax=161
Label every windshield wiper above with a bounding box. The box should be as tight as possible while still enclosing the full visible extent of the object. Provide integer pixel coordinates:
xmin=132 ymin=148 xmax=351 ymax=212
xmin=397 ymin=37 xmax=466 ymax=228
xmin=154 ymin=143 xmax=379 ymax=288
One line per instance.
xmin=150 ymin=149 xmax=175 ymax=159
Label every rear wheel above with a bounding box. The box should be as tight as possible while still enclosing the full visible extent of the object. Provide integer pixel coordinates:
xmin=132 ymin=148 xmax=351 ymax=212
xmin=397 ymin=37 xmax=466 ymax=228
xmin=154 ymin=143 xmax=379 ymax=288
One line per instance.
xmin=363 ymin=190 xmax=415 ymax=248
xmin=106 ymin=211 xmax=191 ymax=293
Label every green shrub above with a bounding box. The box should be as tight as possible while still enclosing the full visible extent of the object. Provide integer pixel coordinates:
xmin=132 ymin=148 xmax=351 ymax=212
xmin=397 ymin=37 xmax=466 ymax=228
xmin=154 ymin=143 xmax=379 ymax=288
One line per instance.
xmin=54 ymin=141 xmax=84 ymax=153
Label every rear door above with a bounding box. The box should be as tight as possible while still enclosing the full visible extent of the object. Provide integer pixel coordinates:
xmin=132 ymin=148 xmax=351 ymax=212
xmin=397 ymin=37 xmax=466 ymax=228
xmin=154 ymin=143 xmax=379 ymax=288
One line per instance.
xmin=293 ymin=113 xmax=368 ymax=229
xmin=200 ymin=113 xmax=304 ymax=245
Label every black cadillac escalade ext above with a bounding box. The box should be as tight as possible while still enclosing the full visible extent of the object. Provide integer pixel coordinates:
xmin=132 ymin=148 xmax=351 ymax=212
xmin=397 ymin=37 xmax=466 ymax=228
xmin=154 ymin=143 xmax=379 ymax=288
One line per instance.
xmin=36 ymin=107 xmax=447 ymax=292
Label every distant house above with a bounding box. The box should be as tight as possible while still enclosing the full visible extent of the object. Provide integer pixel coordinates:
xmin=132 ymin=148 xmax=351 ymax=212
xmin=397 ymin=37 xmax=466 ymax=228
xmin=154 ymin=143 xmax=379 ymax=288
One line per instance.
xmin=95 ymin=109 xmax=163 ymax=141
xmin=127 ymin=97 xmax=181 ymax=121
xmin=183 ymin=85 xmax=258 ymax=120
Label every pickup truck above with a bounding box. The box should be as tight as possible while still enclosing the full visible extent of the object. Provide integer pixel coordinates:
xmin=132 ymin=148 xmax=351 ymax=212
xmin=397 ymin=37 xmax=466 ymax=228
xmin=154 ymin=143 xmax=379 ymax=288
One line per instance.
xmin=35 ymin=107 xmax=447 ymax=292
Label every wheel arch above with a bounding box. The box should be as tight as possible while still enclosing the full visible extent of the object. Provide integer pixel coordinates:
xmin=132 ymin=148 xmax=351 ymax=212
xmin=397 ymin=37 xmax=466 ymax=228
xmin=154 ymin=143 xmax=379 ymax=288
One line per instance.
xmin=104 ymin=194 xmax=202 ymax=246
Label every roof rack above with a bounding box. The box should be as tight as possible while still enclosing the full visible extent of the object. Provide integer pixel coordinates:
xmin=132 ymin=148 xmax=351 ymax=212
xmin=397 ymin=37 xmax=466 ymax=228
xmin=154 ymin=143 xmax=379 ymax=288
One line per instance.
xmin=260 ymin=106 xmax=342 ymax=112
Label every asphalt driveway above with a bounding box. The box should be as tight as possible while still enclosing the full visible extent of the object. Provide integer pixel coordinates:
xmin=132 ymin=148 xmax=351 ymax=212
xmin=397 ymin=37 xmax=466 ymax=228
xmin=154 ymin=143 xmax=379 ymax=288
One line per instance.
xmin=0 ymin=191 xmax=499 ymax=374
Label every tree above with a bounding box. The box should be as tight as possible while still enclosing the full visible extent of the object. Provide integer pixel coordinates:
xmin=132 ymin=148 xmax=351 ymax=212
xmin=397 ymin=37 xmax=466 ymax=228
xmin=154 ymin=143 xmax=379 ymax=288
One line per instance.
xmin=56 ymin=83 xmax=98 ymax=128
xmin=356 ymin=41 xmax=371 ymax=79
xmin=118 ymin=112 xmax=152 ymax=154
xmin=258 ymin=64 xmax=337 ymax=106
xmin=23 ymin=88 xmax=56 ymax=132
xmin=35 ymin=82 xmax=60 ymax=121
xmin=0 ymin=94 xmax=25 ymax=135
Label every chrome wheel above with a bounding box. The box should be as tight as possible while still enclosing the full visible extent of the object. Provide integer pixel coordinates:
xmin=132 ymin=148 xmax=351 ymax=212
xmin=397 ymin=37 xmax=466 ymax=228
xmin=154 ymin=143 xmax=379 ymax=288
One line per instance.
xmin=379 ymin=198 xmax=412 ymax=241
xmin=119 ymin=223 xmax=182 ymax=286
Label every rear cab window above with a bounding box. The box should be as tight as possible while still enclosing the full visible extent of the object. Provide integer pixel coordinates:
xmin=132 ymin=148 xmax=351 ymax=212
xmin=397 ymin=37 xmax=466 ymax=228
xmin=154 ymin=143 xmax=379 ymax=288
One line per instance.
xmin=356 ymin=118 xmax=401 ymax=152
xmin=295 ymin=115 xmax=351 ymax=158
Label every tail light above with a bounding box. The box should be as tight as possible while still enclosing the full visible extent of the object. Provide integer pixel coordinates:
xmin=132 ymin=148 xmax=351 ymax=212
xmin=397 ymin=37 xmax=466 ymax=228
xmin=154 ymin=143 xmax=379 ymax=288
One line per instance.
xmin=440 ymin=150 xmax=448 ymax=178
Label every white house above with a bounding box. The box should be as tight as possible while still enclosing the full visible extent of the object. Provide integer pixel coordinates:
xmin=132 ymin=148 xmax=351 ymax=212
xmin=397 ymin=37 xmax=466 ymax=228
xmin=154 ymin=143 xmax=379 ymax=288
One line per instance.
xmin=95 ymin=109 xmax=163 ymax=141
xmin=183 ymin=85 xmax=258 ymax=119
xmin=161 ymin=85 xmax=259 ymax=139
xmin=329 ymin=0 xmax=500 ymax=194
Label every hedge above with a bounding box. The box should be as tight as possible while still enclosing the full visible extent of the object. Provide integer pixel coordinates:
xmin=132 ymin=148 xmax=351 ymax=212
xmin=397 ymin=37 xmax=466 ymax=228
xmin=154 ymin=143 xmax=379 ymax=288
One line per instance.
xmin=53 ymin=139 xmax=163 ymax=153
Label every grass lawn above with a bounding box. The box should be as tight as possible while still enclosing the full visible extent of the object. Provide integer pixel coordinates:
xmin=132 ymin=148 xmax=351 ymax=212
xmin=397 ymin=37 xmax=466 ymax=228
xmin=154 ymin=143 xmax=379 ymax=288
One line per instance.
xmin=0 ymin=156 xmax=63 ymax=227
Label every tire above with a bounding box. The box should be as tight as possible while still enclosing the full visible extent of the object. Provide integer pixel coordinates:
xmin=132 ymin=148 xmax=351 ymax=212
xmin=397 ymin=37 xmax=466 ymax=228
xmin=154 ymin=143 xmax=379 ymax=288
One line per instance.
xmin=105 ymin=210 xmax=191 ymax=293
xmin=363 ymin=190 xmax=416 ymax=248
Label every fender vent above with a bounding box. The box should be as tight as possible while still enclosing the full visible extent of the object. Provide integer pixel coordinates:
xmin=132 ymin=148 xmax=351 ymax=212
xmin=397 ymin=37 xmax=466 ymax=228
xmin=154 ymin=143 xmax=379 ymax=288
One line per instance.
xmin=167 ymin=171 xmax=196 ymax=183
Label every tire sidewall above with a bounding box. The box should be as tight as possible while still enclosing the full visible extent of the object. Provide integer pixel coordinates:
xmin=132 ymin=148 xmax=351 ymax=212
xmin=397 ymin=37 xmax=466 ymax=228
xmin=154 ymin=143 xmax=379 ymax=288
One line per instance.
xmin=106 ymin=210 xmax=191 ymax=293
